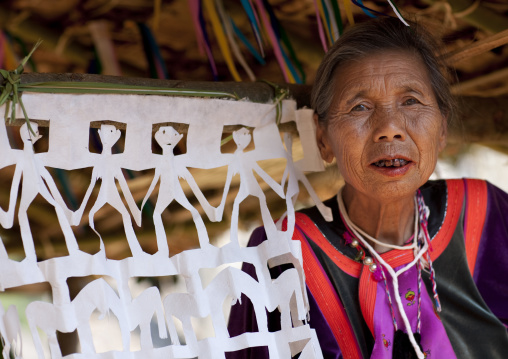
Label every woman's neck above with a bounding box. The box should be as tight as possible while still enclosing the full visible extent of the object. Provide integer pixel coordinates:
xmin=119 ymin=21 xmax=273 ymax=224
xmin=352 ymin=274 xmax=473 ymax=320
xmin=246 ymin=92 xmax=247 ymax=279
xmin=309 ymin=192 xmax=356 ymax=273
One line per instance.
xmin=342 ymin=184 xmax=416 ymax=253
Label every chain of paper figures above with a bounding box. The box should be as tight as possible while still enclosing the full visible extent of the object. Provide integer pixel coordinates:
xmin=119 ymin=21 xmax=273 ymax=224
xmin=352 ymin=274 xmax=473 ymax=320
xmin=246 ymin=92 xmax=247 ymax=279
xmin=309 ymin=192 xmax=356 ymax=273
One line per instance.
xmin=0 ymin=94 xmax=330 ymax=358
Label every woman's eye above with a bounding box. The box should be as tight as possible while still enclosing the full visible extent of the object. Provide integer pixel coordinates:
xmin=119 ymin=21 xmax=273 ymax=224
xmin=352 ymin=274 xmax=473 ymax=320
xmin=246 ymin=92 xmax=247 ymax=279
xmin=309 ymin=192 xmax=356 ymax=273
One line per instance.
xmin=403 ymin=98 xmax=420 ymax=106
xmin=351 ymin=104 xmax=368 ymax=111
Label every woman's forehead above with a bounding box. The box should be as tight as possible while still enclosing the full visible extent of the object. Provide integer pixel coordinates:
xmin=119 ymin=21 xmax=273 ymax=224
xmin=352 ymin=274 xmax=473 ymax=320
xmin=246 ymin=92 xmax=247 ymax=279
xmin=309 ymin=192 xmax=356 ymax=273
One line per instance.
xmin=332 ymin=51 xmax=432 ymax=98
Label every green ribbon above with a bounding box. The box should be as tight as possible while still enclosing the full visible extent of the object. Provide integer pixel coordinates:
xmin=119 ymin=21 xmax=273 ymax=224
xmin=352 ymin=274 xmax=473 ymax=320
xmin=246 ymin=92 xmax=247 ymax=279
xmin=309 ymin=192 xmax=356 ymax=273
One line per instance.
xmin=0 ymin=40 xmax=42 ymax=135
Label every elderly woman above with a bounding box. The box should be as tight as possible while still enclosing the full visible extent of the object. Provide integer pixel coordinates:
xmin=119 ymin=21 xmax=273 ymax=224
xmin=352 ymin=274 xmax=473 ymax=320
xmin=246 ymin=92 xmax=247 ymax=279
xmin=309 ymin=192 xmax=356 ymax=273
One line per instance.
xmin=229 ymin=17 xmax=508 ymax=358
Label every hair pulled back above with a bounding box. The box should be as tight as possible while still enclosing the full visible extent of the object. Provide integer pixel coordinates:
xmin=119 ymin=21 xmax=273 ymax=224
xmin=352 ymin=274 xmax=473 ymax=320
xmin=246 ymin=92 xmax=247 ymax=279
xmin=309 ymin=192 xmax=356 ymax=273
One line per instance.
xmin=311 ymin=17 xmax=455 ymax=126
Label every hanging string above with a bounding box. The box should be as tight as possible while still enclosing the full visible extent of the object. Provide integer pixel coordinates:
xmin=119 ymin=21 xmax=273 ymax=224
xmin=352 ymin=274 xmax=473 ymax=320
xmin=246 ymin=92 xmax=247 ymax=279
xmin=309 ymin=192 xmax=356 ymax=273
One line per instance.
xmin=215 ymin=0 xmax=256 ymax=81
xmin=350 ymin=0 xmax=391 ymax=17
xmin=197 ymin=1 xmax=219 ymax=81
xmin=252 ymin=0 xmax=292 ymax=82
xmin=330 ymin=0 xmax=344 ymax=38
xmin=342 ymin=0 xmax=355 ymax=25
xmin=312 ymin=0 xmax=329 ymax=52
xmin=260 ymin=0 xmax=304 ymax=83
xmin=239 ymin=0 xmax=265 ymax=57
xmin=278 ymin=28 xmax=305 ymax=83
xmin=354 ymin=0 xmax=377 ymax=17
xmin=203 ymin=0 xmax=242 ymax=81
xmin=188 ymin=0 xmax=219 ymax=80
xmin=88 ymin=21 xmax=122 ymax=76
xmin=386 ymin=0 xmax=409 ymax=26
xmin=137 ymin=22 xmax=169 ymax=79
xmin=417 ymin=190 xmax=442 ymax=312
xmin=230 ymin=20 xmax=265 ymax=65
xmin=322 ymin=0 xmax=340 ymax=42
xmin=317 ymin=0 xmax=333 ymax=46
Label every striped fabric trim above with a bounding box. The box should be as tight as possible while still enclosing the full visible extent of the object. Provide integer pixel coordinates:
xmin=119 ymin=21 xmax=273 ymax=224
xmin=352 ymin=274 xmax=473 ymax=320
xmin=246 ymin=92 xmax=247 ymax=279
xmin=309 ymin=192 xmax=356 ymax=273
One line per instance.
xmin=463 ymin=179 xmax=488 ymax=275
xmin=293 ymin=223 xmax=362 ymax=359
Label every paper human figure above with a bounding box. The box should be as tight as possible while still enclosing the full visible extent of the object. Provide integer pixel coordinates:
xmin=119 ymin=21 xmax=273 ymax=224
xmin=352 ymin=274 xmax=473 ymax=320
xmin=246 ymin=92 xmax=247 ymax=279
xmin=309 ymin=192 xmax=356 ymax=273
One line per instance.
xmin=3 ymin=123 xmax=79 ymax=261
xmin=0 ymin=121 xmax=17 ymax=230
xmin=281 ymin=132 xmax=332 ymax=229
xmin=71 ymin=124 xmax=144 ymax=257
xmin=0 ymin=304 xmax=22 ymax=359
xmin=140 ymin=126 xmax=217 ymax=254
xmin=217 ymin=128 xmax=285 ymax=245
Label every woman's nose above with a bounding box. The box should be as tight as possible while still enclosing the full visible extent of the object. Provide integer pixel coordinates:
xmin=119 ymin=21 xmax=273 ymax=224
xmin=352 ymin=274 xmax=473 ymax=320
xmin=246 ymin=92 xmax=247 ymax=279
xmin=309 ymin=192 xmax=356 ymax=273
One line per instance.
xmin=372 ymin=109 xmax=406 ymax=143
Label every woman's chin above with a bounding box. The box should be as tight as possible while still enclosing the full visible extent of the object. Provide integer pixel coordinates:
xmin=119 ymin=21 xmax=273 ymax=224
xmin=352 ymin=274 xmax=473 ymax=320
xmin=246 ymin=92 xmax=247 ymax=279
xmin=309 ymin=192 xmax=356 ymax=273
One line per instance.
xmin=346 ymin=175 xmax=426 ymax=205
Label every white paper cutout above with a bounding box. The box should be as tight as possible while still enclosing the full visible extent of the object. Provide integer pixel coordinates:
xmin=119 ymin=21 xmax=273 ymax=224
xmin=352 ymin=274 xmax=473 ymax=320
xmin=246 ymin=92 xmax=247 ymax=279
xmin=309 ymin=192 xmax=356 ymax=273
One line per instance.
xmin=72 ymin=124 xmax=144 ymax=257
xmin=141 ymin=126 xmax=217 ymax=254
xmin=217 ymin=127 xmax=285 ymax=246
xmin=5 ymin=123 xmax=80 ymax=261
xmin=0 ymin=93 xmax=331 ymax=358
xmin=0 ymin=303 xmax=22 ymax=358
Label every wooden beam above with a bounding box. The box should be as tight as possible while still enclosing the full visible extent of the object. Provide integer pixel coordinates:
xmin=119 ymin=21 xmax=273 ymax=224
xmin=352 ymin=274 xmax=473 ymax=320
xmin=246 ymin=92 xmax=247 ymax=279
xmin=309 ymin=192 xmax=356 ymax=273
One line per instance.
xmin=12 ymin=73 xmax=312 ymax=108
xmin=2 ymin=74 xmax=507 ymax=146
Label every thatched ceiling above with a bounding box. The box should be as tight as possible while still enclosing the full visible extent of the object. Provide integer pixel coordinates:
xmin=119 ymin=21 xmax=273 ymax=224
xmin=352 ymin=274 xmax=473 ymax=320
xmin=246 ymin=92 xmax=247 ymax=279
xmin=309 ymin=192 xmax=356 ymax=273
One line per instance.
xmin=1 ymin=0 xmax=508 ymax=260
xmin=1 ymin=0 xmax=507 ymax=89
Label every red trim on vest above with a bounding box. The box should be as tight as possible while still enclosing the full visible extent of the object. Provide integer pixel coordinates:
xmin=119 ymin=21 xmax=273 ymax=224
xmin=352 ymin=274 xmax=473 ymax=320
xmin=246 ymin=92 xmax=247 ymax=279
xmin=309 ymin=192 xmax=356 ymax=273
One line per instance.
xmin=428 ymin=179 xmax=465 ymax=261
xmin=358 ymin=265 xmax=377 ymax=336
xmin=295 ymin=212 xmax=362 ymax=277
xmin=463 ymin=179 xmax=488 ymax=275
xmin=293 ymin=218 xmax=362 ymax=359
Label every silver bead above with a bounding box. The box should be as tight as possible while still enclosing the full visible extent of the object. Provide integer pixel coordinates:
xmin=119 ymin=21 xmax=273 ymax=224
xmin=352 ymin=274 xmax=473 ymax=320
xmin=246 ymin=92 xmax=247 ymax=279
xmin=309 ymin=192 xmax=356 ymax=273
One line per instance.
xmin=363 ymin=256 xmax=373 ymax=265
xmin=351 ymin=239 xmax=359 ymax=248
xmin=369 ymin=263 xmax=378 ymax=272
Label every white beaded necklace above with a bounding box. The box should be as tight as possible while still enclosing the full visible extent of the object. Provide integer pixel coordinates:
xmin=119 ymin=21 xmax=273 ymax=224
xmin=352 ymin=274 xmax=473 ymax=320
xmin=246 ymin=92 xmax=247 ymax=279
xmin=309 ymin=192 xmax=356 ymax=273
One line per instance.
xmin=337 ymin=187 xmax=427 ymax=359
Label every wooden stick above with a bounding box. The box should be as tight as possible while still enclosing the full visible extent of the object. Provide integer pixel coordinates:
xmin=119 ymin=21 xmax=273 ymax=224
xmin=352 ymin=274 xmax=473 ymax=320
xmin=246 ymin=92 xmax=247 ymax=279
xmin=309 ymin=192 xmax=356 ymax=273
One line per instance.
xmin=442 ymin=28 xmax=508 ymax=64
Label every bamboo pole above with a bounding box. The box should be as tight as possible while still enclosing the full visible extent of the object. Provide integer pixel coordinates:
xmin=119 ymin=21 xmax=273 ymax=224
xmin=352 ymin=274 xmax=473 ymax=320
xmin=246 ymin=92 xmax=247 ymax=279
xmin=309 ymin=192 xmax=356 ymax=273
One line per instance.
xmin=1 ymin=73 xmax=506 ymax=146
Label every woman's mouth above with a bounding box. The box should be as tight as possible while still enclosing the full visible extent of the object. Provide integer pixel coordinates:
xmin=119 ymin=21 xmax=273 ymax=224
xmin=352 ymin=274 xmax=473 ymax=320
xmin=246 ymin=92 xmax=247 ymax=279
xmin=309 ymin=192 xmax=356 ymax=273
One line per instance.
xmin=370 ymin=158 xmax=413 ymax=177
xmin=373 ymin=158 xmax=409 ymax=168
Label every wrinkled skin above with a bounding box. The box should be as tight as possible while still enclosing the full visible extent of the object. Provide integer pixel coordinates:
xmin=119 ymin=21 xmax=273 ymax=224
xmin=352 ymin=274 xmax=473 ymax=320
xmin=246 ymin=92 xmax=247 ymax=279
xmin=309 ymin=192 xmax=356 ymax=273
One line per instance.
xmin=315 ymin=50 xmax=447 ymax=248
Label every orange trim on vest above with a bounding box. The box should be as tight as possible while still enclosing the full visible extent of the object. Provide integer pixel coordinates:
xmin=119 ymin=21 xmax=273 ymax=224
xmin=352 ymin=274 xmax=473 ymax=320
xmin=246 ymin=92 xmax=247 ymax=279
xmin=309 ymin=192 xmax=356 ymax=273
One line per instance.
xmin=295 ymin=212 xmax=362 ymax=277
xmin=293 ymin=221 xmax=362 ymax=359
xmin=358 ymin=265 xmax=377 ymax=336
xmin=464 ymin=179 xmax=488 ymax=275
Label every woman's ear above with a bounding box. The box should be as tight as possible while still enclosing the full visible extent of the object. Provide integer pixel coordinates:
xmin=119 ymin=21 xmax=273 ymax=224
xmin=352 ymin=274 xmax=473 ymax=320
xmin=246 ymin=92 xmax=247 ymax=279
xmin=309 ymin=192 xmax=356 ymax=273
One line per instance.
xmin=313 ymin=113 xmax=335 ymax=163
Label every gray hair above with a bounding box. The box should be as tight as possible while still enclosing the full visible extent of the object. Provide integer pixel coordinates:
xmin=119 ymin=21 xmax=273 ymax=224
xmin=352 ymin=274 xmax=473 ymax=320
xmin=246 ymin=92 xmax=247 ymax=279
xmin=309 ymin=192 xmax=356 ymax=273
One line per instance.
xmin=311 ymin=17 xmax=456 ymax=126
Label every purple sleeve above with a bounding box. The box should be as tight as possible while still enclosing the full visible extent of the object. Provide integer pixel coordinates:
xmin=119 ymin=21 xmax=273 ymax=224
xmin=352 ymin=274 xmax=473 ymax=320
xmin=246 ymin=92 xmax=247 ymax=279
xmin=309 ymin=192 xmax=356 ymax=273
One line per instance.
xmin=473 ymin=182 xmax=508 ymax=327
xmin=226 ymin=227 xmax=270 ymax=358
xmin=226 ymin=227 xmax=343 ymax=358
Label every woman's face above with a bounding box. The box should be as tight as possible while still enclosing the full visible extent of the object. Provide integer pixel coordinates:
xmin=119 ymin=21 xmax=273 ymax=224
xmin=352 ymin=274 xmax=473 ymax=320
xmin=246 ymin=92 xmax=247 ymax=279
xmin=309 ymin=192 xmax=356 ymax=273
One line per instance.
xmin=316 ymin=50 xmax=447 ymax=203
